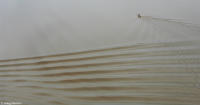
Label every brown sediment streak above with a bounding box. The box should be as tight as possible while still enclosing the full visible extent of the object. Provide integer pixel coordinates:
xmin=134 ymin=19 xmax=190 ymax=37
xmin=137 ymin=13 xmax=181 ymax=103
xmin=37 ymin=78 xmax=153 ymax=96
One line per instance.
xmin=2 ymin=76 xmax=195 ymax=84
xmin=33 ymin=92 xmax=52 ymax=96
xmin=43 ymin=76 xmax=197 ymax=84
xmin=55 ymin=86 xmax=200 ymax=93
xmin=13 ymin=80 xmax=28 ymax=82
xmin=70 ymin=96 xmax=200 ymax=103
xmin=31 ymin=69 xmax=137 ymax=77
xmin=48 ymin=101 xmax=64 ymax=105
xmin=0 ymin=67 xmax=199 ymax=77
xmin=0 ymin=40 xmax=197 ymax=63
xmin=18 ymin=86 xmax=44 ymax=89
xmin=18 ymin=85 xmax=200 ymax=94
xmin=14 ymin=86 xmax=200 ymax=98
xmin=21 ymin=68 xmax=196 ymax=77
xmin=0 ymin=69 xmax=138 ymax=77
xmin=43 ymin=77 xmax=142 ymax=84
xmin=0 ymin=58 xmax=199 ymax=72
xmin=0 ymin=49 xmax=199 ymax=68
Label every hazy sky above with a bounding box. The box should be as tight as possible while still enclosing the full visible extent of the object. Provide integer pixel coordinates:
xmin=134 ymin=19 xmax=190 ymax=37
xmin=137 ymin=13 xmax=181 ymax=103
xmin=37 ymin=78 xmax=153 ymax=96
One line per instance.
xmin=0 ymin=0 xmax=199 ymax=59
xmin=1 ymin=0 xmax=200 ymax=23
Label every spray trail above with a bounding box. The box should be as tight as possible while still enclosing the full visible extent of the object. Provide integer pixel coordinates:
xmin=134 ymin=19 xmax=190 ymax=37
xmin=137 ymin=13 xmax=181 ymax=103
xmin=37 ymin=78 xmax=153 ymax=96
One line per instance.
xmin=139 ymin=14 xmax=200 ymax=29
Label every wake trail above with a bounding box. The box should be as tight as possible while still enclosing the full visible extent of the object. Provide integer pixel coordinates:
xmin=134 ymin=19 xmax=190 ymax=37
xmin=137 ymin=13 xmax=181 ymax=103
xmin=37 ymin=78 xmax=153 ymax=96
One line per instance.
xmin=139 ymin=15 xmax=200 ymax=33
xmin=140 ymin=15 xmax=200 ymax=29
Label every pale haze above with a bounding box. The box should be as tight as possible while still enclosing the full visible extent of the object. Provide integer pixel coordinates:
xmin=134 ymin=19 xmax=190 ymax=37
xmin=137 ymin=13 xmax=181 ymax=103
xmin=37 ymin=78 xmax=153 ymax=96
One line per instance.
xmin=0 ymin=0 xmax=199 ymax=59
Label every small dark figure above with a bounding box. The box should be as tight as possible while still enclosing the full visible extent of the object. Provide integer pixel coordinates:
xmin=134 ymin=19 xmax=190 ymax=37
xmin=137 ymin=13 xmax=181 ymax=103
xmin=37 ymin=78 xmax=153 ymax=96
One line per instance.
xmin=137 ymin=14 xmax=141 ymax=18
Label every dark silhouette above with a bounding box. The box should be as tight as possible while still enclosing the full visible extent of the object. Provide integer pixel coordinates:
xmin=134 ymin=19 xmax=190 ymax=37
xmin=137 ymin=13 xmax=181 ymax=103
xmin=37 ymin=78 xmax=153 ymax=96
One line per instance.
xmin=138 ymin=14 xmax=141 ymax=18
